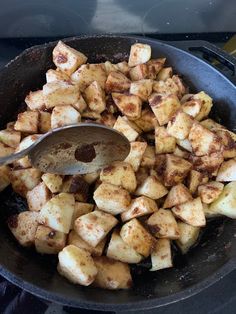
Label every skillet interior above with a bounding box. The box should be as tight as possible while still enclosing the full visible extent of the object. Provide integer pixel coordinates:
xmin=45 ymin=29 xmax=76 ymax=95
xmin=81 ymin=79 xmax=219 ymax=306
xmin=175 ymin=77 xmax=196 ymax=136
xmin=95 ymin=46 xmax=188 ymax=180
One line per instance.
xmin=0 ymin=35 xmax=236 ymax=310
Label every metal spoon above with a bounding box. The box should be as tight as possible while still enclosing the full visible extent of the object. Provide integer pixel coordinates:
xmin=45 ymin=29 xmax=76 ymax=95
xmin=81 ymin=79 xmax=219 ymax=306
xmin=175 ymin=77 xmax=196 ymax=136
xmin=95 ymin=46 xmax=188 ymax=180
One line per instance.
xmin=0 ymin=123 xmax=130 ymax=175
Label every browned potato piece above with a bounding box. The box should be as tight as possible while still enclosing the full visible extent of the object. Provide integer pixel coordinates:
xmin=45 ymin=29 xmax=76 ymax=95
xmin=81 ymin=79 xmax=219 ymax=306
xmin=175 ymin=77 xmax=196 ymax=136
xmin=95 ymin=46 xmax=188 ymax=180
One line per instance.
xmin=0 ymin=142 xmax=14 ymax=157
xmin=190 ymin=151 xmax=224 ymax=175
xmin=10 ymin=168 xmax=41 ymax=197
xmin=193 ymin=91 xmax=213 ymax=121
xmin=188 ymin=170 xmax=209 ymax=194
xmin=164 ymin=154 xmax=192 ymax=186
xmin=105 ymin=71 xmax=131 ymax=93
xmin=68 ymin=230 xmax=106 ymax=257
xmin=113 ymin=116 xmax=139 ymax=142
xmin=116 ymin=61 xmax=130 ymax=76
xmin=173 ymin=146 xmax=190 ymax=159
xmin=136 ymin=167 xmax=149 ymax=186
xmin=35 ymin=225 xmax=66 ymax=254
xmin=177 ymin=138 xmax=193 ymax=152
xmin=153 ymin=78 xmax=179 ymax=97
xmin=182 ymin=99 xmax=201 ymax=118
xmin=25 ymin=90 xmax=45 ymax=111
xmin=53 ymin=41 xmax=87 ymax=75
xmin=129 ymin=64 xmax=148 ymax=81
xmin=84 ymin=81 xmax=106 ymax=113
xmin=41 ymin=173 xmax=63 ymax=193
xmin=172 ymin=197 xmax=206 ymax=227
xmin=46 ymin=69 xmax=70 ymax=83
xmin=62 ymin=175 xmax=89 ymax=202
xmin=135 ymin=175 xmax=168 ymax=200
xmin=39 ymin=111 xmax=51 ymax=133
xmin=70 ymin=202 xmax=94 ymax=229
xmin=121 ymin=196 xmax=157 ymax=222
xmin=176 ymin=222 xmax=200 ymax=254
xmin=112 ymin=93 xmax=142 ymax=120
xmin=147 ymin=58 xmax=166 ymax=79
xmin=163 ymin=184 xmax=193 ymax=208
xmin=128 ymin=43 xmax=151 ymax=67
xmin=93 ymin=256 xmax=132 ymax=290
xmin=124 ymin=141 xmax=147 ymax=171
xmin=26 ymin=182 xmax=51 ymax=212
xmin=155 ymin=126 xmax=176 ymax=154
xmin=14 ymin=111 xmax=39 ymax=133
xmin=167 ymin=111 xmax=193 ymax=140
xmin=0 ymin=129 xmax=21 ymax=148
xmin=8 ymin=211 xmax=39 ymax=247
xmin=58 ymin=245 xmax=97 ymax=286
xmin=156 ymin=67 xmax=173 ymax=81
xmin=141 ymin=145 xmax=156 ymax=167
xmin=51 ymin=105 xmax=81 ymax=129
xmin=93 ymin=182 xmax=131 ymax=215
xmin=72 ymin=94 xmax=87 ymax=113
xmin=150 ymin=239 xmax=173 ymax=271
xmin=200 ymin=118 xmax=225 ymax=131
xmin=214 ymin=128 xmax=236 ymax=159
xmin=129 ymin=79 xmax=153 ymax=101
xmin=134 ymin=108 xmax=158 ymax=132
xmin=100 ymin=161 xmax=137 ymax=193
xmin=74 ymin=210 xmax=118 ymax=247
xmin=106 ymin=229 xmax=142 ymax=263
xmin=83 ymin=170 xmax=100 ymax=184
xmin=120 ymin=218 xmax=155 ymax=257
xmin=71 ymin=63 xmax=107 ymax=91
xmin=216 ymin=159 xmax=236 ymax=181
xmin=189 ymin=123 xmax=222 ymax=156
xmin=149 ymin=93 xmax=181 ymax=126
xmin=0 ymin=165 xmax=11 ymax=192
xmin=198 ymin=181 xmax=224 ymax=204
xmin=147 ymin=208 xmax=179 ymax=239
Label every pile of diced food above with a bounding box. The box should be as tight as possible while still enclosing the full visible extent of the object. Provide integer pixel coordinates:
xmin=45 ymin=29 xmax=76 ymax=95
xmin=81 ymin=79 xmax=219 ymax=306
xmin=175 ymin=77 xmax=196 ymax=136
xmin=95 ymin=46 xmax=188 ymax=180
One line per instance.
xmin=1 ymin=40 xmax=236 ymax=290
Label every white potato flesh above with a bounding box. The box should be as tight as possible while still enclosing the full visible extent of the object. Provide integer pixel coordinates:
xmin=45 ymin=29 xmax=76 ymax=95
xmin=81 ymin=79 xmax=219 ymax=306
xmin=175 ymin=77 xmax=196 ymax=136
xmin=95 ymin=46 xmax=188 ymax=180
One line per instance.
xmin=129 ymin=79 xmax=153 ymax=101
xmin=167 ymin=111 xmax=193 ymax=140
xmin=0 ymin=129 xmax=21 ymax=148
xmin=128 ymin=43 xmax=151 ymax=67
xmin=216 ymin=159 xmax=236 ymax=181
xmin=156 ymin=67 xmax=173 ymax=81
xmin=40 ymin=193 xmax=75 ymax=234
xmin=135 ymin=175 xmax=168 ymax=200
xmin=198 ymin=181 xmax=224 ymax=204
xmin=113 ymin=116 xmax=139 ymax=142
xmin=35 ymin=225 xmax=66 ymax=254
xmin=172 ymin=197 xmax=206 ymax=227
xmin=82 ymin=170 xmax=100 ymax=184
xmin=121 ymin=196 xmax=157 ymax=222
xmin=70 ymin=202 xmax=94 ymax=229
xmin=176 ymin=222 xmax=200 ymax=254
xmin=46 ymin=69 xmax=70 ymax=83
xmin=41 ymin=173 xmax=63 ymax=193
xmin=58 ymin=245 xmax=97 ymax=286
xmin=72 ymin=95 xmax=87 ymax=113
xmin=150 ymin=239 xmax=173 ymax=271
xmin=177 ymin=138 xmax=193 ymax=152
xmin=163 ymin=184 xmax=193 ymax=208
xmin=84 ymin=81 xmax=106 ymax=113
xmin=26 ymin=182 xmax=51 ymax=212
xmin=182 ymin=99 xmax=201 ymax=117
xmin=107 ymin=229 xmax=142 ymax=263
xmin=147 ymin=208 xmax=180 ymax=239
xmin=25 ymin=90 xmax=45 ymax=111
xmin=129 ymin=64 xmax=148 ymax=81
xmin=74 ymin=210 xmax=118 ymax=247
xmin=155 ymin=126 xmax=176 ymax=154
xmin=14 ymin=111 xmax=39 ymax=133
xmin=10 ymin=168 xmax=41 ymax=197
xmin=51 ymin=105 xmax=81 ymax=129
xmin=124 ymin=141 xmax=147 ymax=171
xmin=193 ymin=91 xmax=213 ymax=121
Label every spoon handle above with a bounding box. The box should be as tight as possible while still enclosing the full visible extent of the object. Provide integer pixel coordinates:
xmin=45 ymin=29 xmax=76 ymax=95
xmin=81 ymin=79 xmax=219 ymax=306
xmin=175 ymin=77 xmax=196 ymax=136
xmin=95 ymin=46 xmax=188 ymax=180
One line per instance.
xmin=0 ymin=147 xmax=32 ymax=166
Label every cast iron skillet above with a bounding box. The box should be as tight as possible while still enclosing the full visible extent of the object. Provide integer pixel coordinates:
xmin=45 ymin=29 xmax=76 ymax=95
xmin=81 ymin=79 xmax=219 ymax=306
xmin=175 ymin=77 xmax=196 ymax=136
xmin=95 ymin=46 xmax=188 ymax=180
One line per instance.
xmin=0 ymin=35 xmax=236 ymax=311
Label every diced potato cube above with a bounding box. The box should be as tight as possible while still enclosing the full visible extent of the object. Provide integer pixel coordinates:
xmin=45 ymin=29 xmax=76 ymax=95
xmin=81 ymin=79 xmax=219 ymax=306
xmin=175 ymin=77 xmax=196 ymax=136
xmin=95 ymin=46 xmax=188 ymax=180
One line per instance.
xmin=40 ymin=193 xmax=75 ymax=234
xmin=107 ymin=229 xmax=142 ymax=263
xmin=190 ymin=151 xmax=224 ymax=175
xmin=135 ymin=175 xmax=168 ymax=200
xmin=209 ymin=182 xmax=236 ymax=218
xmin=129 ymin=79 xmax=153 ymax=101
xmin=164 ymin=154 xmax=192 ymax=186
xmin=10 ymin=168 xmax=41 ymax=197
xmin=46 ymin=69 xmax=70 ymax=83
xmin=25 ymin=90 xmax=45 ymax=110
xmin=0 ymin=142 xmax=14 ymax=157
xmin=198 ymin=181 xmax=224 ymax=204
xmin=167 ymin=111 xmax=193 ymax=140
xmin=182 ymin=99 xmax=201 ymax=117
xmin=84 ymin=81 xmax=106 ymax=113
xmin=93 ymin=256 xmax=132 ymax=290
xmin=193 ymin=91 xmax=213 ymax=121
xmin=97 ymin=111 xmax=116 ymax=128
xmin=68 ymin=230 xmax=105 ymax=257
xmin=153 ymin=78 xmax=179 ymax=97
xmin=149 ymin=93 xmax=181 ymax=126
xmin=70 ymin=202 xmax=94 ymax=229
xmin=83 ymin=170 xmax=100 ymax=184
xmin=26 ymin=182 xmax=51 ymax=212
xmin=72 ymin=95 xmax=87 ymax=113
xmin=177 ymin=138 xmax=193 ymax=152
xmin=100 ymin=161 xmax=137 ymax=193
xmin=128 ymin=43 xmax=151 ymax=67
xmin=41 ymin=173 xmax=63 ymax=193
xmin=216 ymin=159 xmax=236 ymax=181
xmin=116 ymin=61 xmax=130 ymax=76
xmin=113 ymin=116 xmax=139 ymax=142
xmin=214 ymin=129 xmax=236 ymax=159
xmin=134 ymin=108 xmax=158 ymax=132
xmin=172 ymin=197 xmax=206 ymax=227
xmin=112 ymin=93 xmax=142 ymax=120
xmin=43 ymin=81 xmax=79 ymax=109
xmin=147 ymin=209 xmax=179 ymax=239
xmin=150 ymin=239 xmax=173 ymax=271
xmin=0 ymin=165 xmax=11 ymax=192
xmin=74 ymin=210 xmax=118 ymax=247
xmin=189 ymin=123 xmax=222 ymax=156
xmin=105 ymin=71 xmax=131 ymax=93
xmin=176 ymin=222 xmax=200 ymax=254
xmin=121 ymin=196 xmax=157 ymax=222
xmin=173 ymin=146 xmax=190 ymax=159
xmin=200 ymin=118 xmax=224 ymax=131
xmin=136 ymin=167 xmax=149 ymax=186
xmin=14 ymin=111 xmax=39 ymax=133
xmin=202 ymin=203 xmax=220 ymax=218
xmin=163 ymin=184 xmax=193 ymax=208
xmin=104 ymin=61 xmax=118 ymax=74
xmin=39 ymin=111 xmax=51 ymax=133
xmin=35 ymin=225 xmax=66 ymax=254
xmin=124 ymin=141 xmax=147 ymax=171
xmin=147 ymin=58 xmax=166 ymax=79
xmin=51 ymin=105 xmax=81 ymax=129
xmin=141 ymin=145 xmax=156 ymax=167
xmin=71 ymin=64 xmax=107 ymax=91
xmin=53 ymin=41 xmax=87 ymax=75
xmin=58 ymin=245 xmax=97 ymax=286
xmin=81 ymin=109 xmax=101 ymax=120
xmin=129 ymin=64 xmax=148 ymax=81
xmin=171 ymin=75 xmax=186 ymax=96
xmin=0 ymin=129 xmax=20 ymax=148
xmin=62 ymin=175 xmax=89 ymax=202
xmin=8 ymin=211 xmax=39 ymax=247
xmin=155 ymin=126 xmax=176 ymax=154
xmin=120 ymin=218 xmax=155 ymax=257
xmin=156 ymin=67 xmax=173 ymax=81
xmin=94 ymin=182 xmax=131 ymax=215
